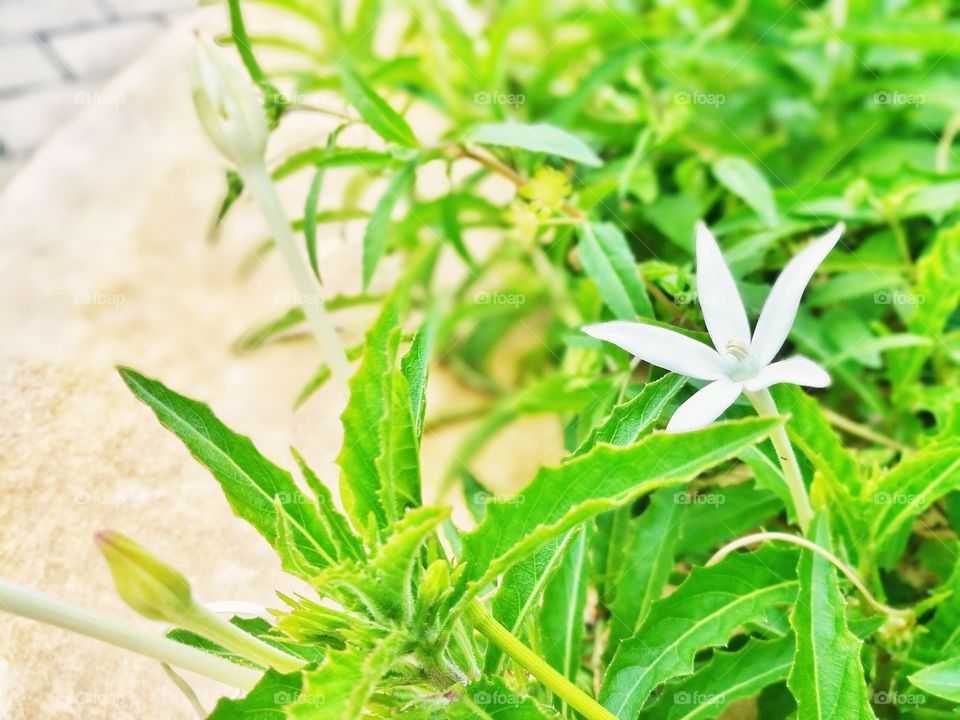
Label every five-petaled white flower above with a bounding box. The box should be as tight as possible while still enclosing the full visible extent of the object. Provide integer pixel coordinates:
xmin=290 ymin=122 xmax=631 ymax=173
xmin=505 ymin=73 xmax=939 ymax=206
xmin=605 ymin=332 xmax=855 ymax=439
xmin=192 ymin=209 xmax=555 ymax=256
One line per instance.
xmin=584 ymin=222 xmax=844 ymax=433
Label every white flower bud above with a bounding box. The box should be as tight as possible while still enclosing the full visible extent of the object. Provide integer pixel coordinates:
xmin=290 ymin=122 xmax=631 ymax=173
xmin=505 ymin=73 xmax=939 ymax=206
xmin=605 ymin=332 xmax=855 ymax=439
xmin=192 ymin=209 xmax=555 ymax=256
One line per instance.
xmin=189 ymin=33 xmax=268 ymax=167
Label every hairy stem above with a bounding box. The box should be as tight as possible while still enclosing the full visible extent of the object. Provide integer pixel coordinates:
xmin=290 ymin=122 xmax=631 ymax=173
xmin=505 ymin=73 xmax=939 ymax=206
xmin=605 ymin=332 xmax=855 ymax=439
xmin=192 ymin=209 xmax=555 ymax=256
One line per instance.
xmin=0 ymin=578 xmax=260 ymax=689
xmin=708 ymin=532 xmax=913 ymax=621
xmin=241 ymin=161 xmax=351 ymax=392
xmin=745 ymin=388 xmax=813 ymax=533
xmin=464 ymin=600 xmax=616 ymax=720
xmin=180 ymin=602 xmax=304 ymax=673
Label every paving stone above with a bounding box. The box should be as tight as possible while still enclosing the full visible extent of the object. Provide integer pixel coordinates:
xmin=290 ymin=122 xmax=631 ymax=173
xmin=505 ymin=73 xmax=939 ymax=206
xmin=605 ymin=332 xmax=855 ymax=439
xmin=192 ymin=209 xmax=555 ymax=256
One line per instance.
xmin=0 ymin=41 xmax=62 ymax=93
xmin=48 ymin=19 xmax=161 ymax=81
xmin=0 ymin=0 xmax=106 ymax=38
xmin=0 ymin=84 xmax=90 ymax=155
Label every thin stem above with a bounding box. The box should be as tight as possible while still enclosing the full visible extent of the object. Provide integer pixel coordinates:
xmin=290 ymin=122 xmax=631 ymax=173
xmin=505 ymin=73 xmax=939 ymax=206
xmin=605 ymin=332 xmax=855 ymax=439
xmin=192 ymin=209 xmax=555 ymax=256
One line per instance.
xmin=0 ymin=578 xmax=260 ymax=689
xmin=241 ymin=161 xmax=351 ymax=392
xmin=936 ymin=111 xmax=960 ymax=174
xmin=821 ymin=407 xmax=913 ymax=453
xmin=180 ymin=603 xmax=304 ymax=673
xmin=464 ymin=600 xmax=616 ymax=720
xmin=745 ymin=388 xmax=813 ymax=533
xmin=707 ymin=532 xmax=914 ymax=621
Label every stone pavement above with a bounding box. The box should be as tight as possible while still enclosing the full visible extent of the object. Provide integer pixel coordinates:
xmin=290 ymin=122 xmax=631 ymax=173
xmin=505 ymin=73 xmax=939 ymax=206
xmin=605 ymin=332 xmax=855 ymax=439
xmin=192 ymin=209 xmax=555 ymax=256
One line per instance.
xmin=0 ymin=0 xmax=194 ymax=185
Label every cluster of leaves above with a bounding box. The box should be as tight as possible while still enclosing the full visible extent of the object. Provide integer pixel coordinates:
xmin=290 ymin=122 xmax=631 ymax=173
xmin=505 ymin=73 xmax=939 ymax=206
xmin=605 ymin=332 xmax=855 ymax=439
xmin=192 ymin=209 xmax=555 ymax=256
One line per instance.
xmin=117 ymin=0 xmax=960 ymax=717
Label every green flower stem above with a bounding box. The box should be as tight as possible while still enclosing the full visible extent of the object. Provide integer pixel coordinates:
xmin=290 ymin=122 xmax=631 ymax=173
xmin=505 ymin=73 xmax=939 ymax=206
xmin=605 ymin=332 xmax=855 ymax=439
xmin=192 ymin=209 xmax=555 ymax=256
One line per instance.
xmin=241 ymin=161 xmax=351 ymax=392
xmin=179 ymin=602 xmax=304 ymax=673
xmin=0 ymin=578 xmax=260 ymax=689
xmin=464 ymin=599 xmax=616 ymax=720
xmin=745 ymin=388 xmax=813 ymax=534
xmin=707 ymin=532 xmax=914 ymax=622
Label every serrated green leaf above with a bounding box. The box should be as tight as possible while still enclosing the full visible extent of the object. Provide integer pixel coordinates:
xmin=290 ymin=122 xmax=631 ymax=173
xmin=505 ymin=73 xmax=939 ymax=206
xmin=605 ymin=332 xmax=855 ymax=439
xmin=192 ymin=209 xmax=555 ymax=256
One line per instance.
xmin=369 ymin=506 xmax=449 ymax=622
xmin=291 ymin=449 xmax=365 ymax=562
xmin=337 ymin=303 xmax=402 ymax=538
xmin=466 ymin=122 xmax=602 ymax=167
xmin=870 ymin=444 xmax=960 ymax=569
xmin=578 ymin=222 xmax=653 ymax=320
xmin=363 ymin=161 xmax=417 ymax=288
xmin=712 ymin=157 xmax=778 ymax=226
xmin=641 ymin=636 xmax=794 ymax=720
xmin=788 ymin=515 xmax=877 ymax=719
xmin=376 ymin=370 xmax=423 ymax=523
xmin=340 ymin=67 xmax=417 ymax=147
xmin=400 ymin=323 xmax=433 ymax=443
xmin=118 ymin=368 xmax=345 ymax=579
xmin=208 ymin=668 xmax=302 ymax=719
xmin=571 ymin=374 xmax=686 ymax=458
xmin=912 ymin=562 xmax=960 ymax=666
xmin=601 ymin=545 xmax=798 ymax=718
xmin=288 ymin=632 xmax=406 ymax=719
xmin=460 ymin=417 xmax=781 ymax=604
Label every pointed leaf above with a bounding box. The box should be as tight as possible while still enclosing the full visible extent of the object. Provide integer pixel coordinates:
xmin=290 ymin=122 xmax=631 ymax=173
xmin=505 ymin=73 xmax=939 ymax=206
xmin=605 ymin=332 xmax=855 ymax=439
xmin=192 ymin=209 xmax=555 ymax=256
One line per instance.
xmin=712 ymin=157 xmax=778 ymax=226
xmin=340 ymin=67 xmax=417 ymax=147
xmin=118 ymin=368 xmax=344 ymax=578
xmin=910 ymin=656 xmax=960 ymax=703
xmin=788 ymin=515 xmax=877 ymax=720
xmin=208 ymin=668 xmax=302 ymax=719
xmin=641 ymin=637 xmax=794 ymax=720
xmin=460 ymin=417 xmax=781 ymax=603
xmin=363 ymin=161 xmax=417 ymax=287
xmin=466 ymin=122 xmax=602 ymax=167
xmin=600 ymin=546 xmax=799 ymax=719
xmin=578 ymin=222 xmax=653 ymax=320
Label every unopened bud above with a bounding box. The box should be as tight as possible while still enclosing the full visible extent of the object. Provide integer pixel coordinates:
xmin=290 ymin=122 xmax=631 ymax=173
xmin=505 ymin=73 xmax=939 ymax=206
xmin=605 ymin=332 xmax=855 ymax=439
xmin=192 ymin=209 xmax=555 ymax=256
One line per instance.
xmin=189 ymin=33 xmax=268 ymax=167
xmin=95 ymin=531 xmax=193 ymax=623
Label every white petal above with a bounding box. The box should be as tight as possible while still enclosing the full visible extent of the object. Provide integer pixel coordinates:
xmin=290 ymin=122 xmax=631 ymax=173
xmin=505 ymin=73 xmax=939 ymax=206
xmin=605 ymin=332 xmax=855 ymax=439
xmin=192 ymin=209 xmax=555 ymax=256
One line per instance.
xmin=743 ymin=356 xmax=831 ymax=392
xmin=750 ymin=224 xmax=844 ymax=367
xmin=583 ymin=321 xmax=729 ymax=381
xmin=666 ymin=380 xmax=744 ymax=433
xmin=695 ymin=222 xmax=751 ymax=350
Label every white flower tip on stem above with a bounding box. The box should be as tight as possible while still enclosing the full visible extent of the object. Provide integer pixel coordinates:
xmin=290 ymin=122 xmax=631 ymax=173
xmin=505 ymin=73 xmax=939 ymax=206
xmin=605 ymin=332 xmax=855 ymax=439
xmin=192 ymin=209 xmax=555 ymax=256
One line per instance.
xmin=190 ymin=32 xmax=268 ymax=168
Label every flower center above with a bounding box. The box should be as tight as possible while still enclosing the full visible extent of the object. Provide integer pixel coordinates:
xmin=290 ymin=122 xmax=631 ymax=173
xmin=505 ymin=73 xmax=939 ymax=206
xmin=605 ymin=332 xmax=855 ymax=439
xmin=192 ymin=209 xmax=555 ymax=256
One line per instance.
xmin=721 ymin=339 xmax=756 ymax=381
xmin=722 ymin=339 xmax=750 ymax=361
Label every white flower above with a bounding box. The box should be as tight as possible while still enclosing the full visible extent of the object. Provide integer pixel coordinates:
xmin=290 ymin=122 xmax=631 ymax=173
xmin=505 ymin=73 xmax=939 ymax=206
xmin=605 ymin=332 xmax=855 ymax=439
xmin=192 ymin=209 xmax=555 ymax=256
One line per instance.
xmin=584 ymin=222 xmax=844 ymax=433
xmin=189 ymin=33 xmax=268 ymax=168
